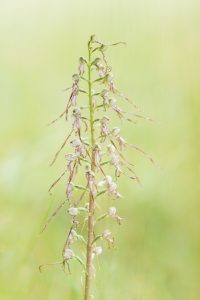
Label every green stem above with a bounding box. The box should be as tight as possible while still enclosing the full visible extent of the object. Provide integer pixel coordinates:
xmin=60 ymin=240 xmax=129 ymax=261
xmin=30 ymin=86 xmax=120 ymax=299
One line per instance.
xmin=84 ymin=41 xmax=95 ymax=300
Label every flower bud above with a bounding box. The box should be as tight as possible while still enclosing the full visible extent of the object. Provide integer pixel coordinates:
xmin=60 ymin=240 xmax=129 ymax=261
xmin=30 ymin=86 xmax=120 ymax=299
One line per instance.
xmin=79 ymin=57 xmax=86 ymax=64
xmin=72 ymin=74 xmax=80 ymax=82
xmin=90 ymin=34 xmax=96 ymax=42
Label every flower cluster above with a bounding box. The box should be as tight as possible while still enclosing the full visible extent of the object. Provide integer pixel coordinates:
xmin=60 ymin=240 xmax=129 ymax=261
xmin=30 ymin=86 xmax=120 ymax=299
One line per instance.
xmin=41 ymin=35 xmax=153 ymax=299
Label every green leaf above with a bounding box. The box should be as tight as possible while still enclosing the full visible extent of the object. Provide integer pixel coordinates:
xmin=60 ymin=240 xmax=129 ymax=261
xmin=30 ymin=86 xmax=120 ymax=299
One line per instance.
xmin=93 ymin=76 xmax=106 ymax=83
xmin=80 ymin=76 xmax=88 ymax=82
xmin=79 ymin=89 xmax=88 ymax=94
xmin=93 ymin=118 xmax=100 ymax=123
xmin=92 ymin=235 xmax=102 ymax=244
xmin=96 ymin=213 xmax=108 ymax=222
xmin=91 ymin=46 xmax=100 ymax=53
xmin=100 ymin=160 xmax=110 ymax=166
xmin=96 ymin=190 xmax=106 ymax=198
xmin=78 ymin=207 xmax=88 ymax=212
xmin=74 ymin=256 xmax=85 ymax=269
xmin=76 ymin=234 xmax=86 ymax=244
xmin=75 ymin=185 xmax=89 ymax=191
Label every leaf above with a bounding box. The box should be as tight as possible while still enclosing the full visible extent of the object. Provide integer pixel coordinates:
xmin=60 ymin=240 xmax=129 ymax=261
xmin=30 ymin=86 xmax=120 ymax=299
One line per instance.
xmin=80 ymin=76 xmax=88 ymax=82
xmin=93 ymin=76 xmax=106 ymax=83
xmin=96 ymin=213 xmax=108 ymax=222
xmin=100 ymin=161 xmax=110 ymax=166
xmin=78 ymin=207 xmax=88 ymax=212
xmin=79 ymin=89 xmax=88 ymax=94
xmin=93 ymin=118 xmax=100 ymax=123
xmin=76 ymin=234 xmax=86 ymax=244
xmin=74 ymin=256 xmax=85 ymax=269
xmin=92 ymin=235 xmax=102 ymax=244
xmin=96 ymin=190 xmax=106 ymax=198
xmin=79 ymin=157 xmax=90 ymax=164
xmin=75 ymin=185 xmax=89 ymax=191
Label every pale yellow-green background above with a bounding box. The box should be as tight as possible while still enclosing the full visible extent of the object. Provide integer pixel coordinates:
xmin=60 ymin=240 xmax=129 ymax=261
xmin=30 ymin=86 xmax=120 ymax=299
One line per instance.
xmin=0 ymin=0 xmax=200 ymax=299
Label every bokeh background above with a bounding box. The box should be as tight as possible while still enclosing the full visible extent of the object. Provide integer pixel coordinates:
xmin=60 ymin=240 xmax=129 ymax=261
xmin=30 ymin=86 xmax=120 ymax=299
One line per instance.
xmin=0 ymin=0 xmax=200 ymax=299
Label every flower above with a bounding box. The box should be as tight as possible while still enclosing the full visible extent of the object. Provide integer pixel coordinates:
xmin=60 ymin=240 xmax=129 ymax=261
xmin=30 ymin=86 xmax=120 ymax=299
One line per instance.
xmin=70 ymin=138 xmax=86 ymax=157
xmin=78 ymin=57 xmax=85 ymax=76
xmin=85 ymin=202 xmax=90 ymax=210
xmin=96 ymin=61 xmax=106 ymax=77
xmin=90 ymin=34 xmax=96 ymax=42
xmin=108 ymin=206 xmax=117 ymax=217
xmin=93 ymin=143 xmax=102 ymax=167
xmin=68 ymin=207 xmax=79 ymax=216
xmin=111 ymin=127 xmax=121 ymax=136
xmin=70 ymin=229 xmax=77 ymax=237
xmin=70 ymin=138 xmax=81 ymax=147
xmin=94 ymin=246 xmax=102 ymax=256
xmin=65 ymin=153 xmax=78 ymax=161
xmin=85 ymin=165 xmax=97 ymax=196
xmin=92 ymin=58 xmax=101 ymax=66
xmin=72 ymin=107 xmax=82 ymax=133
xmin=99 ymin=176 xmax=122 ymax=198
xmin=72 ymin=73 xmax=80 ymax=83
xmin=69 ymin=81 xmax=79 ymax=107
xmin=116 ymin=135 xmax=127 ymax=150
xmin=101 ymin=89 xmax=109 ymax=97
xmin=107 ymin=144 xmax=115 ymax=153
xmin=105 ymin=73 xmax=116 ymax=92
xmin=46 ymin=36 xmax=147 ymax=287
xmin=100 ymin=116 xmax=110 ymax=140
xmin=68 ymin=229 xmax=77 ymax=245
xmin=107 ymin=144 xmax=121 ymax=176
xmin=63 ymin=248 xmax=74 ymax=260
xmin=66 ymin=182 xmax=73 ymax=198
xmin=108 ymin=206 xmax=123 ymax=225
xmin=108 ymin=98 xmax=117 ymax=105
xmin=92 ymin=246 xmax=103 ymax=260
xmin=102 ymin=229 xmax=114 ymax=248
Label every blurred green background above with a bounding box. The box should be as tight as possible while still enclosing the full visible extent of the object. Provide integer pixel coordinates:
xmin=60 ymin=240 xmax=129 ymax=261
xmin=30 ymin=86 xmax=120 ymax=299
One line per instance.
xmin=0 ymin=0 xmax=200 ymax=299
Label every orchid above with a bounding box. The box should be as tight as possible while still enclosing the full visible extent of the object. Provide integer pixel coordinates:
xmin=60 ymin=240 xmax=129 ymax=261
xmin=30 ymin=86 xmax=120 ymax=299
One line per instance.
xmin=40 ymin=35 xmax=154 ymax=300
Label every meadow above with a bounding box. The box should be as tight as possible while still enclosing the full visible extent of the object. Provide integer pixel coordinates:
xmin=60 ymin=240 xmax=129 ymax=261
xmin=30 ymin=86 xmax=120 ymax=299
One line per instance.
xmin=0 ymin=0 xmax=200 ymax=299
